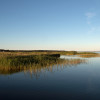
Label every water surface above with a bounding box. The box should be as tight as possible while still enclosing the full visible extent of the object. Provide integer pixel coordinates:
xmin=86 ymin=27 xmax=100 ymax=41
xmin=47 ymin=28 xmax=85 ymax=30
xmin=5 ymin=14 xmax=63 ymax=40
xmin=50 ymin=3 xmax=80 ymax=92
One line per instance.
xmin=0 ymin=55 xmax=100 ymax=100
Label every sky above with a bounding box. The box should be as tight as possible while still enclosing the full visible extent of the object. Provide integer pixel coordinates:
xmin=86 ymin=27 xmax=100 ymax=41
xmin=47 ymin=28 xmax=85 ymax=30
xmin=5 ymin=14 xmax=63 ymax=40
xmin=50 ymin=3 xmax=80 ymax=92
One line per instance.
xmin=0 ymin=0 xmax=100 ymax=51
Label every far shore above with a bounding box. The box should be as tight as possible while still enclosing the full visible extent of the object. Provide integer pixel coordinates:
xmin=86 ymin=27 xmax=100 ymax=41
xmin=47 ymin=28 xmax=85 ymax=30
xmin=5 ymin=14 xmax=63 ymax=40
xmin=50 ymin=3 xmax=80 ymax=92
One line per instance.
xmin=0 ymin=49 xmax=99 ymax=56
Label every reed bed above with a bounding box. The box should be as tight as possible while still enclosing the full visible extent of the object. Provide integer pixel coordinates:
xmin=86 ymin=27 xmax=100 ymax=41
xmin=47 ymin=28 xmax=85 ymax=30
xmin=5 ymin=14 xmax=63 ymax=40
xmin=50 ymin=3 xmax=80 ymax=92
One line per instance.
xmin=0 ymin=54 xmax=86 ymax=75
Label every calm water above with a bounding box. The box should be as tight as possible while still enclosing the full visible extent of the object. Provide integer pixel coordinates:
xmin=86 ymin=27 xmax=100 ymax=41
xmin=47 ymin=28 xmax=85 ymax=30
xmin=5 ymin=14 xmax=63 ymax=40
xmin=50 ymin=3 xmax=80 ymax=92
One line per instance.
xmin=0 ymin=55 xmax=100 ymax=100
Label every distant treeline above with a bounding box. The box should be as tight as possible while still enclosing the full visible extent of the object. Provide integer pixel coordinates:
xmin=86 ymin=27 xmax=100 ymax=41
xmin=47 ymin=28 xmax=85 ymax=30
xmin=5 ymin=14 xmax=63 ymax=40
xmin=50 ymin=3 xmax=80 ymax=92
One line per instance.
xmin=0 ymin=49 xmax=73 ymax=52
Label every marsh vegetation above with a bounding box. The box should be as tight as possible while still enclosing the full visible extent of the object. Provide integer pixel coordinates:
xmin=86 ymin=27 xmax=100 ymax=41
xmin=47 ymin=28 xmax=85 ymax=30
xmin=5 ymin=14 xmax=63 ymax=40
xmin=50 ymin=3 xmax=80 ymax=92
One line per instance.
xmin=0 ymin=52 xmax=86 ymax=75
xmin=0 ymin=51 xmax=98 ymax=76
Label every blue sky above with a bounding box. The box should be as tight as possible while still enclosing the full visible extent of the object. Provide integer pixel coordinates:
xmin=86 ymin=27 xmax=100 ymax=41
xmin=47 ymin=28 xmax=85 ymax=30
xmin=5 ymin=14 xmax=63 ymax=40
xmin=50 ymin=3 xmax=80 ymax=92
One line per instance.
xmin=0 ymin=0 xmax=100 ymax=51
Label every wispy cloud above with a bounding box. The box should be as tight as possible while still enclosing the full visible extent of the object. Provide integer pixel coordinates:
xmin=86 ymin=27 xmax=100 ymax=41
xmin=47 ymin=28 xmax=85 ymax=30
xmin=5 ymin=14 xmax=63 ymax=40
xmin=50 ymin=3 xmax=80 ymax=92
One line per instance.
xmin=88 ymin=27 xmax=96 ymax=34
xmin=87 ymin=25 xmax=100 ymax=34
xmin=85 ymin=12 xmax=99 ymax=34
xmin=85 ymin=12 xmax=96 ymax=18
xmin=85 ymin=12 xmax=96 ymax=25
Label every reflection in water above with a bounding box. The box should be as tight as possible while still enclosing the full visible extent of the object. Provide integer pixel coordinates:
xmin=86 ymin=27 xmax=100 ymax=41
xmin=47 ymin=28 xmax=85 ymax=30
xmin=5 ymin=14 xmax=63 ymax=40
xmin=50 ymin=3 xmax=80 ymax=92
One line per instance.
xmin=0 ymin=58 xmax=86 ymax=78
